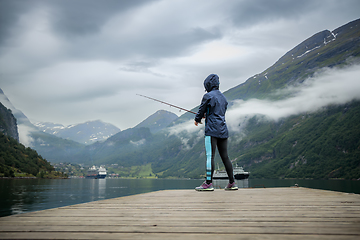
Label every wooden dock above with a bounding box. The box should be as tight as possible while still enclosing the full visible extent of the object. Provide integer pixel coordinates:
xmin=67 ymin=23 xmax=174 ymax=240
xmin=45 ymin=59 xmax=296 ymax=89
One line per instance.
xmin=0 ymin=187 xmax=359 ymax=239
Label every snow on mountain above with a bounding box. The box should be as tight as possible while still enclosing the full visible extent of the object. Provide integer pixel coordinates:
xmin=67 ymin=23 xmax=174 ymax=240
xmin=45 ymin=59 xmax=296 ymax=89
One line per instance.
xmin=35 ymin=120 xmax=121 ymax=145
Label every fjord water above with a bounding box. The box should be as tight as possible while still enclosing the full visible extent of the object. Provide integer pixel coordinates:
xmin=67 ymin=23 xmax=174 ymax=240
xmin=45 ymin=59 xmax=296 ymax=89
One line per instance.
xmin=1 ymin=178 xmax=359 ymax=217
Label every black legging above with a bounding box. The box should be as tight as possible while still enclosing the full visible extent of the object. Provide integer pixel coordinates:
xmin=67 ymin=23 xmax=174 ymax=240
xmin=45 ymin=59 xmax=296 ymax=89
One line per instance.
xmin=208 ymin=137 xmax=235 ymax=184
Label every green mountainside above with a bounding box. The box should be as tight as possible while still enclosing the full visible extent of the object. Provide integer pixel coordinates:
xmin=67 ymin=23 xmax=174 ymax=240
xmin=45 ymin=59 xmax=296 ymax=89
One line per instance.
xmin=0 ymin=105 xmax=66 ymax=178
xmin=229 ymin=101 xmax=360 ymax=179
xmin=30 ymin=131 xmax=86 ymax=163
xmin=0 ymin=132 xmax=59 ymax=178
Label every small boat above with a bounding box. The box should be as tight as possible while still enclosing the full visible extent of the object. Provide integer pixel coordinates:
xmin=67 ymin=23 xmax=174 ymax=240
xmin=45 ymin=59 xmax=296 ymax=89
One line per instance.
xmin=213 ymin=164 xmax=249 ymax=180
xmin=86 ymin=165 xmax=107 ymax=179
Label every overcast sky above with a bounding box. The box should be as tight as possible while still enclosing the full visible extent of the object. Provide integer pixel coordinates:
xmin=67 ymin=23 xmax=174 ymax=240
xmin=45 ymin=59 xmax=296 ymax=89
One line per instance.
xmin=0 ymin=0 xmax=359 ymax=130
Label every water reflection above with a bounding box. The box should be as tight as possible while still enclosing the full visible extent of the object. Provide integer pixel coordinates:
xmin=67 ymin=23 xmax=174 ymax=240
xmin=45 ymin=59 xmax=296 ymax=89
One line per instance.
xmin=98 ymin=179 xmax=106 ymax=199
xmin=0 ymin=178 xmax=203 ymax=217
xmin=88 ymin=178 xmax=107 ymax=201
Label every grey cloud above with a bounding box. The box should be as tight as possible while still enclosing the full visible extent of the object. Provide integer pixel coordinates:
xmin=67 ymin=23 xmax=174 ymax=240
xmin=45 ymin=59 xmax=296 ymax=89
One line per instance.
xmin=118 ymin=60 xmax=166 ymax=78
xmin=0 ymin=0 xmax=157 ymax=50
xmin=0 ymin=0 xmax=36 ymax=47
xmin=57 ymin=87 xmax=120 ymax=103
xmin=119 ymin=60 xmax=158 ymax=72
xmin=45 ymin=0 xmax=157 ymax=37
xmin=228 ymin=0 xmax=360 ymax=30
xmin=229 ymin=0 xmax=321 ymax=27
xmin=62 ymin=25 xmax=222 ymax=64
xmin=139 ymin=27 xmax=222 ymax=58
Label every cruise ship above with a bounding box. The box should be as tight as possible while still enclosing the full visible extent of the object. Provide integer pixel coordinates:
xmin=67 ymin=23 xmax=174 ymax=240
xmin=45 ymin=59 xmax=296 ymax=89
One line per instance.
xmin=86 ymin=165 xmax=107 ymax=179
xmin=213 ymin=164 xmax=249 ymax=180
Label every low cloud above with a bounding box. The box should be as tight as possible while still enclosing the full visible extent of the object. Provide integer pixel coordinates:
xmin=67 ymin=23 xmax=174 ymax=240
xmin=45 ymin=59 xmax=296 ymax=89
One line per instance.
xmin=130 ymin=138 xmax=146 ymax=146
xmin=226 ymin=64 xmax=360 ymax=132
xmin=167 ymin=119 xmax=200 ymax=135
xmin=17 ymin=124 xmax=35 ymax=147
xmin=166 ymin=119 xmax=204 ymax=149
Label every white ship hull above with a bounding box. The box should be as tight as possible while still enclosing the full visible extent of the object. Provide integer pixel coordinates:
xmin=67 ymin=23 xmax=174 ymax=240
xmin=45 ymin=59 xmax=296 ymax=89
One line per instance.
xmin=86 ymin=166 xmax=107 ymax=179
xmin=213 ymin=166 xmax=249 ymax=180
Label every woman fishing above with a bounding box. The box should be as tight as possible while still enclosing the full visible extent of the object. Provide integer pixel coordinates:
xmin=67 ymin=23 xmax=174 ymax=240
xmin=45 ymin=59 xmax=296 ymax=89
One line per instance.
xmin=194 ymin=74 xmax=238 ymax=191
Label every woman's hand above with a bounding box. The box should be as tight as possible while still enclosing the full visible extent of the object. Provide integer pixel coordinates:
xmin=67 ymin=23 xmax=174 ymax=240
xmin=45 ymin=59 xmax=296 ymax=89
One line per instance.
xmin=194 ymin=121 xmax=203 ymax=126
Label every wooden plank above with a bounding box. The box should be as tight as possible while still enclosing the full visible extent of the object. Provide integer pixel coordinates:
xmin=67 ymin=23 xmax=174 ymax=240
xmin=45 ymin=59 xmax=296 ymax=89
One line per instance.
xmin=1 ymin=225 xmax=360 ymax=234
xmin=0 ymin=187 xmax=359 ymax=239
xmin=1 ymin=220 xmax=357 ymax=227
xmin=1 ymin=232 xmax=359 ymax=240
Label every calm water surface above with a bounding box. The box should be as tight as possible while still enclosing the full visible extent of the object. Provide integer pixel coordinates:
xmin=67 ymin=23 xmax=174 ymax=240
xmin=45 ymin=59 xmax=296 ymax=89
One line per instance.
xmin=0 ymin=178 xmax=359 ymax=217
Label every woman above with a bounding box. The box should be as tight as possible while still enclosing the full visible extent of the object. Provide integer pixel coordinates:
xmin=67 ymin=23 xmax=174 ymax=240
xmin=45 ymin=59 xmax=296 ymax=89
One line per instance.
xmin=194 ymin=74 xmax=238 ymax=191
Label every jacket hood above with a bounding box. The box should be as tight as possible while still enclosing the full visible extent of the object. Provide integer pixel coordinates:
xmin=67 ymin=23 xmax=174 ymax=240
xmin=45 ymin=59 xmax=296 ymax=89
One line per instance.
xmin=204 ymin=74 xmax=219 ymax=92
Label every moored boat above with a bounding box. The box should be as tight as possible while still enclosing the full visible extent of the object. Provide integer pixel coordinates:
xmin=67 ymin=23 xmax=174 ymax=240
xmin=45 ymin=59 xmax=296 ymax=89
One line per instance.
xmin=86 ymin=165 xmax=107 ymax=179
xmin=213 ymin=164 xmax=249 ymax=180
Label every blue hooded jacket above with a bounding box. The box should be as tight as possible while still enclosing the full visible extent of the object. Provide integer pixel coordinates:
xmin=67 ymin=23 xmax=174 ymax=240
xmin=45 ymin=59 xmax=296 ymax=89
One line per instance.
xmin=195 ymin=74 xmax=229 ymax=139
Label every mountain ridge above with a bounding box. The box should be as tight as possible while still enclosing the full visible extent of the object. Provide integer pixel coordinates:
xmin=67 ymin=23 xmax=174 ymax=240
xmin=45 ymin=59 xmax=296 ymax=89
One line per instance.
xmin=134 ymin=110 xmax=178 ymax=133
xmin=224 ymin=18 xmax=360 ymax=102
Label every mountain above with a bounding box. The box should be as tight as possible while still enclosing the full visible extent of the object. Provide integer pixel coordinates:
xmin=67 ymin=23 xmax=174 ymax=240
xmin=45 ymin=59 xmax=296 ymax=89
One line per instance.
xmin=35 ymin=120 xmax=121 ymax=145
xmin=0 ymin=131 xmax=67 ymax=178
xmin=0 ymin=88 xmax=87 ymax=163
xmin=0 ymin=102 xmax=18 ymax=141
xmin=0 ymin=88 xmax=43 ymax=146
xmin=216 ymin=18 xmax=360 ymax=179
xmin=135 ymin=110 xmax=178 ymax=133
xmin=29 ymin=130 xmax=86 ymax=163
xmin=0 ymin=104 xmax=65 ymax=178
xmin=32 ymin=111 xmax=177 ymax=163
xmin=83 ymin=18 xmax=360 ymax=180
xmin=232 ymin=101 xmax=360 ymax=179
xmin=0 ymin=88 xmax=177 ymax=164
xmin=78 ymin=110 xmax=179 ymax=166
xmin=0 ymin=89 xmax=33 ymax=127
xmin=225 ymin=18 xmax=360 ymax=101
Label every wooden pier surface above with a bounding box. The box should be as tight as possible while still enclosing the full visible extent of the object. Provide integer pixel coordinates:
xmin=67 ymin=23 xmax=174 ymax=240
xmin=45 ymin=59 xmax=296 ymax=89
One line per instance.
xmin=0 ymin=187 xmax=359 ymax=239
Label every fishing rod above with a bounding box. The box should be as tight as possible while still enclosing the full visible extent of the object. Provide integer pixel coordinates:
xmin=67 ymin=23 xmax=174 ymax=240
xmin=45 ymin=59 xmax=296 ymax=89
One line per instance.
xmin=136 ymin=94 xmax=197 ymax=115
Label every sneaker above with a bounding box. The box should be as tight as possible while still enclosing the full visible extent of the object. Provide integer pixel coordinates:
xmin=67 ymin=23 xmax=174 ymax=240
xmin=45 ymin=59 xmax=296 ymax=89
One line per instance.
xmin=195 ymin=181 xmax=214 ymax=191
xmin=224 ymin=182 xmax=238 ymax=191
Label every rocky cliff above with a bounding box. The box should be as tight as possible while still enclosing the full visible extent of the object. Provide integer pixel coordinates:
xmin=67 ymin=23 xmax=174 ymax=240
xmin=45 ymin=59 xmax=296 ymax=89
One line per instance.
xmin=0 ymin=102 xmax=19 ymax=141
